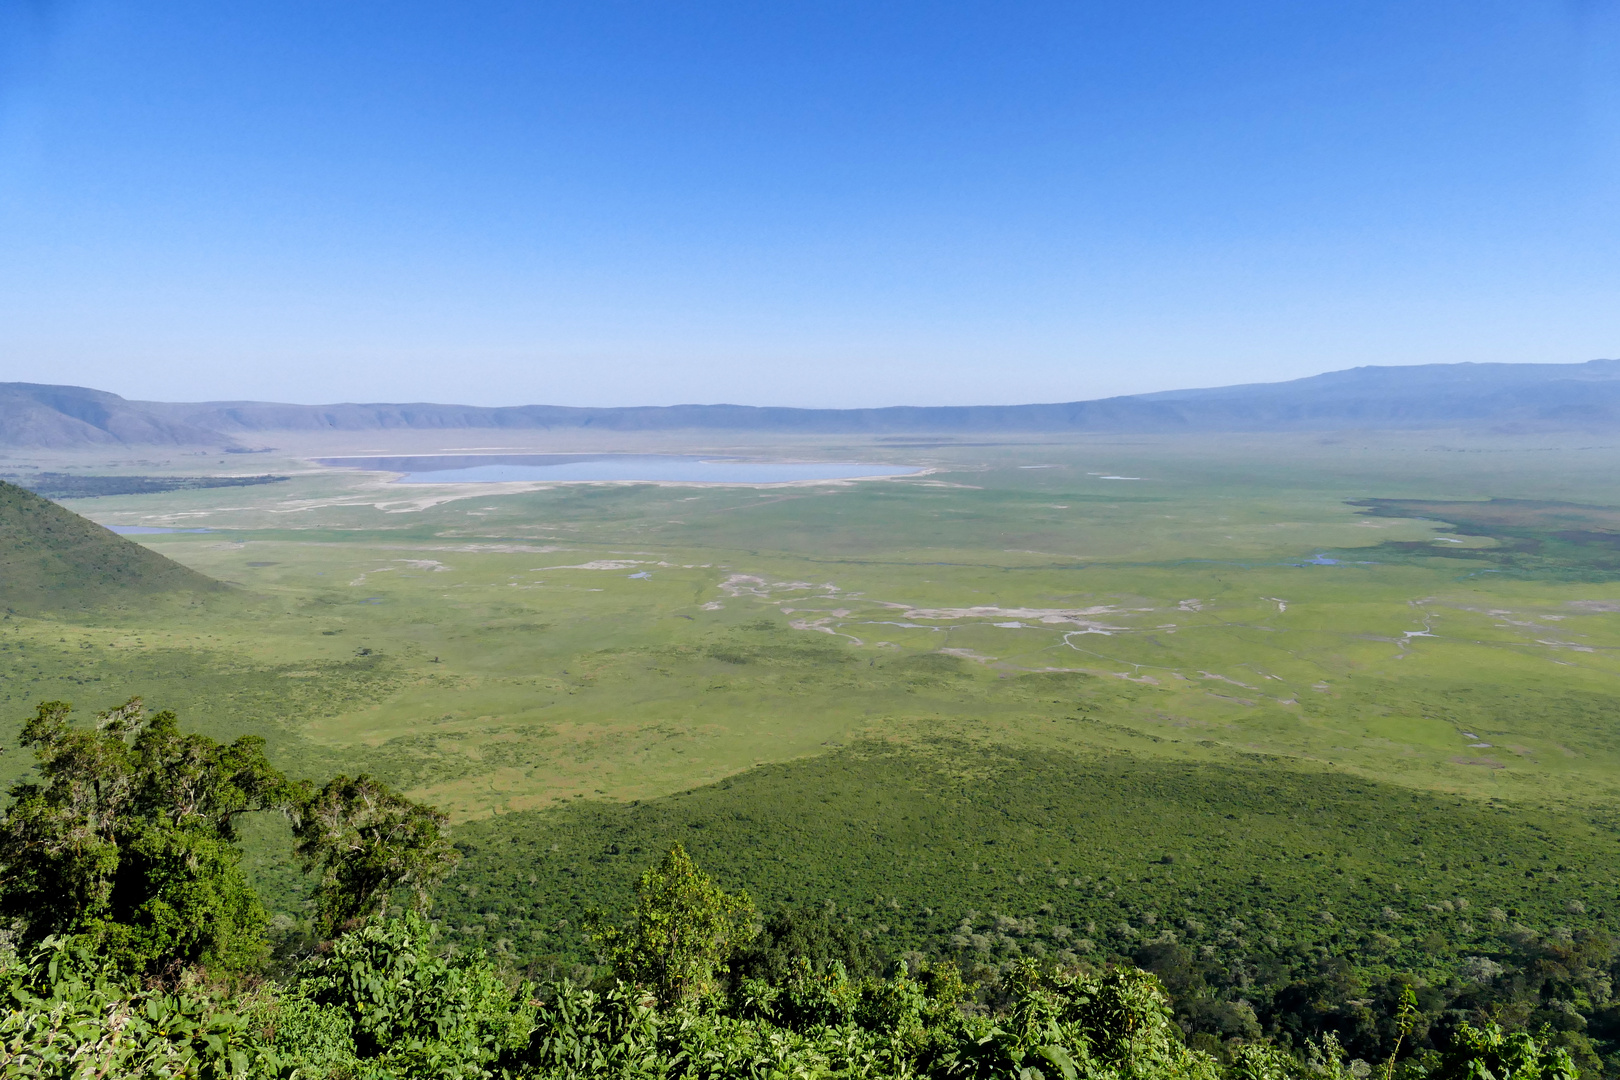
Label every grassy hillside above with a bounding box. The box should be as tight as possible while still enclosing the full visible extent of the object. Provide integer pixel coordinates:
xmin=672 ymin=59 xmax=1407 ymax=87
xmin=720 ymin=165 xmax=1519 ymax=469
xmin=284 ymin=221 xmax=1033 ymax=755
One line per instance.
xmin=422 ymin=740 xmax=1620 ymax=1070
xmin=0 ymin=481 xmax=221 ymax=613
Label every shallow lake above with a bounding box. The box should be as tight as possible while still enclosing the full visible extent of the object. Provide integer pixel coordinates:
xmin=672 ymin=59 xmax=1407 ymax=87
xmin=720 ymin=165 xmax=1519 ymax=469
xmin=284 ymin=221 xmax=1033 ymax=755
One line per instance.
xmin=315 ymin=454 xmax=924 ymax=484
xmin=106 ymin=525 xmax=211 ymax=535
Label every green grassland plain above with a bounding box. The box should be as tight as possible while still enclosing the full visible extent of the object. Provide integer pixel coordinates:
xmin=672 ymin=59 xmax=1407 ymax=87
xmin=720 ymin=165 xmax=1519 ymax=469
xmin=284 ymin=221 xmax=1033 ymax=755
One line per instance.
xmin=3 ymin=429 xmax=1620 ymax=971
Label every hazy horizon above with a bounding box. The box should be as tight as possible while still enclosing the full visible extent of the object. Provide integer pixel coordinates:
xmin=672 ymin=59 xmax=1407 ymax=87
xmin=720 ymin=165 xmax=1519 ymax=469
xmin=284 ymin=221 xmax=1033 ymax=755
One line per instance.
xmin=3 ymin=2 xmax=1619 ymax=408
xmin=8 ymin=354 xmax=1619 ymax=412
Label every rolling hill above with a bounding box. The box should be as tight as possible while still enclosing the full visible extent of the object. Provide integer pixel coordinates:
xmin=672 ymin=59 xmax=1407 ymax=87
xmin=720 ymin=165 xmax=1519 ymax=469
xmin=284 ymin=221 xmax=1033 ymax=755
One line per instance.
xmin=0 ymin=482 xmax=221 ymax=612
xmin=4 ymin=358 xmax=1620 ymax=449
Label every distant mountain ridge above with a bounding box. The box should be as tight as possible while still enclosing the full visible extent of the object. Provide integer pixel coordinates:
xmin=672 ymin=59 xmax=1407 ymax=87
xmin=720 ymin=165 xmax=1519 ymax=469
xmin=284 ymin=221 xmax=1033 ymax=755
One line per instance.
xmin=6 ymin=359 xmax=1620 ymax=448
xmin=0 ymin=383 xmax=235 ymax=449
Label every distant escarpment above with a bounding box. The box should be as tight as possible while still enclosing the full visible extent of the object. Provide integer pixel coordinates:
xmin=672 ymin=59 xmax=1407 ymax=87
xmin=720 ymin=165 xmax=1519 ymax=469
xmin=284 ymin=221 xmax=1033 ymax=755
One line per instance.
xmin=0 ymin=382 xmax=234 ymax=449
xmin=5 ymin=358 xmax=1620 ymax=448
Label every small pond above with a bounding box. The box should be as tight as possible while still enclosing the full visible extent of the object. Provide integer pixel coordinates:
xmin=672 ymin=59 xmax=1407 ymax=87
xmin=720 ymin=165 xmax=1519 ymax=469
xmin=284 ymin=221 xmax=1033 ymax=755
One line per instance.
xmin=106 ymin=525 xmax=211 ymax=535
xmin=315 ymin=454 xmax=924 ymax=484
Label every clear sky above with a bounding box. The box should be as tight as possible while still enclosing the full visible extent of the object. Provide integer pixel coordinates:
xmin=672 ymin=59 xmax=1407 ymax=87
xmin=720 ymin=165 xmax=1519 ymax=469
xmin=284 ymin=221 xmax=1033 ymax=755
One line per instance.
xmin=1 ymin=1 xmax=1617 ymax=408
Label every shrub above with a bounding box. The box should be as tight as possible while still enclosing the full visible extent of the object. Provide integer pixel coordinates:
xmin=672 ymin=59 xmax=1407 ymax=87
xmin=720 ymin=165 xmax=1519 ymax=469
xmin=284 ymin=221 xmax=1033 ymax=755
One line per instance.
xmin=586 ymin=843 xmax=755 ymax=1006
xmin=275 ymin=913 xmax=533 ymax=1079
xmin=1431 ymin=1023 xmax=1579 ymax=1080
xmin=0 ymin=935 xmax=265 ymax=1079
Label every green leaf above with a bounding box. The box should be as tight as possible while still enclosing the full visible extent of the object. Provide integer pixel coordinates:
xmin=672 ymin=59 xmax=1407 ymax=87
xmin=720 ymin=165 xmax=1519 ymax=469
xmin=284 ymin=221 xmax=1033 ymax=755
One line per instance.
xmin=1037 ymin=1044 xmax=1079 ymax=1080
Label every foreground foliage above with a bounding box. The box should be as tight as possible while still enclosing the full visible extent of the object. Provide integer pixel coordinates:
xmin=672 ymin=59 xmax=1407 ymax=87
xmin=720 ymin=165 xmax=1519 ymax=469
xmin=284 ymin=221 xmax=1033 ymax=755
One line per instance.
xmin=0 ymin=937 xmax=264 ymax=1079
xmin=0 ymin=699 xmax=455 ymax=976
xmin=0 ymin=905 xmax=1581 ymax=1080
xmin=0 ymin=698 xmax=293 ymax=975
xmin=0 ymin=703 xmax=1601 ymax=1078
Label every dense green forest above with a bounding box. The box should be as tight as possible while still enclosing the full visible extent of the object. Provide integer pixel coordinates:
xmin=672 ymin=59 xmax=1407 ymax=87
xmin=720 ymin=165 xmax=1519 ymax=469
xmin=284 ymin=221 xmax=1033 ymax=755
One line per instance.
xmin=0 ymin=699 xmax=1607 ymax=1078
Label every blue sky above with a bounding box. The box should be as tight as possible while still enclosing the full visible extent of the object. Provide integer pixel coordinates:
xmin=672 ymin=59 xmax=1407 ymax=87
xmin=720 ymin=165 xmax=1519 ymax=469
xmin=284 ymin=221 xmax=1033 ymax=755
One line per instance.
xmin=1 ymin=1 xmax=1617 ymax=407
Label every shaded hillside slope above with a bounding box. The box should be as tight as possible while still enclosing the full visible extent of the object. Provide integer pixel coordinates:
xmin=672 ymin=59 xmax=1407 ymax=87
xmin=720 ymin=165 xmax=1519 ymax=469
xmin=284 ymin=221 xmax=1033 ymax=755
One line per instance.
xmin=5 ymin=359 xmax=1620 ymax=447
xmin=434 ymin=740 xmax=1619 ymax=982
xmin=0 ymin=482 xmax=221 ymax=612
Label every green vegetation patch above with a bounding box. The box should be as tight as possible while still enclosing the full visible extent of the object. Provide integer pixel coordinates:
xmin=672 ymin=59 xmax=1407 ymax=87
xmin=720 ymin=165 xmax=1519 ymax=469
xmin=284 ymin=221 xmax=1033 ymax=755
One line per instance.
xmin=438 ymin=742 xmax=1620 ymax=981
xmin=0 ymin=633 xmax=409 ymax=793
xmin=5 ymin=473 xmax=288 ymax=498
xmin=1349 ymin=497 xmax=1620 ymax=579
